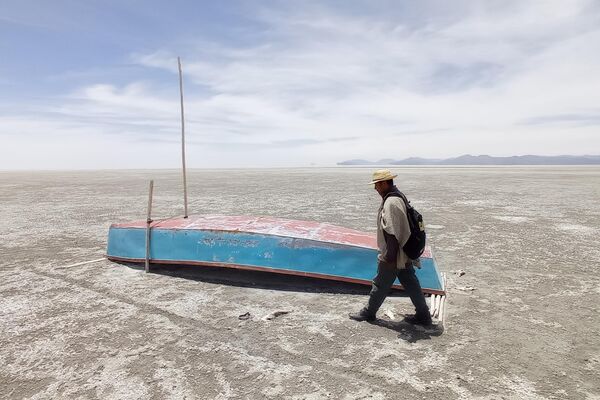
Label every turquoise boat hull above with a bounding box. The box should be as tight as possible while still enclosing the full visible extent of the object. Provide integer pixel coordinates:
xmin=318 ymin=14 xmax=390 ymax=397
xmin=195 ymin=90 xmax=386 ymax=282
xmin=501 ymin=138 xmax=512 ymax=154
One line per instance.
xmin=106 ymin=215 xmax=445 ymax=295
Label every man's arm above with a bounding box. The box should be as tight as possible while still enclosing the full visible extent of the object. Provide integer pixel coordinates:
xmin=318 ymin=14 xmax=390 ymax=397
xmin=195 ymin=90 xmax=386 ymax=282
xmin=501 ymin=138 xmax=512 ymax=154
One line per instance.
xmin=382 ymin=230 xmax=399 ymax=264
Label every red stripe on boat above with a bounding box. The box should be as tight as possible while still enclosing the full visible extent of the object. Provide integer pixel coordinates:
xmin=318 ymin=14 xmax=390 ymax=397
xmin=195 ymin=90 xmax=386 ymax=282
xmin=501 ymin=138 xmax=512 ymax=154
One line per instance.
xmin=111 ymin=215 xmax=433 ymax=256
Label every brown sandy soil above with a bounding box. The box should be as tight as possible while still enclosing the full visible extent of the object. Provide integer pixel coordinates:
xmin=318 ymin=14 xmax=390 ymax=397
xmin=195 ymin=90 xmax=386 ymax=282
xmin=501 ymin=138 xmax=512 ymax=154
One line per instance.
xmin=1 ymin=167 xmax=599 ymax=399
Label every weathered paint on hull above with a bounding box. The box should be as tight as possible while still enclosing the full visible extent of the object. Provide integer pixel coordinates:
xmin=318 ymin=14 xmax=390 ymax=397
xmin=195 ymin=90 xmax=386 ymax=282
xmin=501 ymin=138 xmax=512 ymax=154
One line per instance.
xmin=106 ymin=215 xmax=445 ymax=295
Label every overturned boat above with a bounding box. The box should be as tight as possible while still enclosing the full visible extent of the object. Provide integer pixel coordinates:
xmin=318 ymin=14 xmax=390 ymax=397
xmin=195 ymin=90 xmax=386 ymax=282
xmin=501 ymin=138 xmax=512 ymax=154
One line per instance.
xmin=106 ymin=214 xmax=446 ymax=295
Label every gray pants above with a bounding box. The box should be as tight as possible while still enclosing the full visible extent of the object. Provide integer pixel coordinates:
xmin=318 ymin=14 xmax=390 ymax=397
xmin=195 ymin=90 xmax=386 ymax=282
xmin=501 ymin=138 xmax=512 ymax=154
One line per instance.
xmin=366 ymin=261 xmax=429 ymax=316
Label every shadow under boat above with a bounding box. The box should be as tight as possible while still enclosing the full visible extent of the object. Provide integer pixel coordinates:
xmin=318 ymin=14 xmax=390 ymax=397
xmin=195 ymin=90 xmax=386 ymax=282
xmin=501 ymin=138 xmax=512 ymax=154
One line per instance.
xmin=114 ymin=260 xmax=409 ymax=296
xmin=117 ymin=260 xmax=446 ymax=341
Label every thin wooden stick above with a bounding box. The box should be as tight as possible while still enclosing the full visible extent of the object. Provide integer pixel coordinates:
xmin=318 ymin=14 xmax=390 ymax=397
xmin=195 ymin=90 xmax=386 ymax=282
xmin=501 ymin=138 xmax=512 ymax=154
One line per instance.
xmin=178 ymin=56 xmax=189 ymax=219
xmin=439 ymin=295 xmax=445 ymax=326
xmin=430 ymin=295 xmax=435 ymax=317
xmin=441 ymin=273 xmax=448 ymax=327
xmin=145 ymin=180 xmax=154 ymax=273
xmin=55 ymin=258 xmax=105 ymax=269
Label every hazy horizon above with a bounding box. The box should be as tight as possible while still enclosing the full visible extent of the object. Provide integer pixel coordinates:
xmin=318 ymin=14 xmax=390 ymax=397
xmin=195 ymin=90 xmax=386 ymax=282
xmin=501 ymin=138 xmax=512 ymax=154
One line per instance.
xmin=3 ymin=163 xmax=600 ymax=173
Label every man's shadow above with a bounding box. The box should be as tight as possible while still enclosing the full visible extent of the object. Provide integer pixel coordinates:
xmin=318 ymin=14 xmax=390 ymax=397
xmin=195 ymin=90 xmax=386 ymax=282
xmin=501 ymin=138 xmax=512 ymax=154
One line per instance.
xmin=368 ymin=318 xmax=444 ymax=343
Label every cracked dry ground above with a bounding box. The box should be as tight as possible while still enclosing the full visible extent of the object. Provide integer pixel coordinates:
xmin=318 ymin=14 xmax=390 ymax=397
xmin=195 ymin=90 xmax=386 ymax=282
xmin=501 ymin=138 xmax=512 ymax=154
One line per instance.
xmin=1 ymin=167 xmax=599 ymax=399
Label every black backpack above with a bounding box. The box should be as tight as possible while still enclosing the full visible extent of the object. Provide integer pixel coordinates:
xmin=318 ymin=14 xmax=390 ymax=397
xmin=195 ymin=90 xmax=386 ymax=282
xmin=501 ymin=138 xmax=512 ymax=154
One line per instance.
xmin=384 ymin=191 xmax=426 ymax=260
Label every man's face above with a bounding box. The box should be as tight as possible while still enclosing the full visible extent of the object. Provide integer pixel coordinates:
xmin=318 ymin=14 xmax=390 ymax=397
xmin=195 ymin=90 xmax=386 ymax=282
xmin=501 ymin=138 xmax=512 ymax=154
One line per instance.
xmin=374 ymin=181 xmax=388 ymax=197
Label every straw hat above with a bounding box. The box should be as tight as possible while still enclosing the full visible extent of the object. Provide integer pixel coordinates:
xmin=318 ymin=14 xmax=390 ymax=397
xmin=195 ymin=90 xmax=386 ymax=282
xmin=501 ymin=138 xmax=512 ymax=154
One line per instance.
xmin=368 ymin=169 xmax=398 ymax=184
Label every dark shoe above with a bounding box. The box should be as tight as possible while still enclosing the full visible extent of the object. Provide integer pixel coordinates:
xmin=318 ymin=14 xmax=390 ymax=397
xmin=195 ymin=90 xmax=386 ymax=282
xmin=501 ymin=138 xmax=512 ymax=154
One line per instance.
xmin=349 ymin=309 xmax=376 ymax=322
xmin=403 ymin=313 xmax=432 ymax=326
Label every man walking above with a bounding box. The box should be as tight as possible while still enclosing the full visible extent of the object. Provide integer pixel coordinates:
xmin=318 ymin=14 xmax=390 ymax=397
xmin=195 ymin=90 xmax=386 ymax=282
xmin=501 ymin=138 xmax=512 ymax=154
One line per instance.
xmin=349 ymin=169 xmax=432 ymax=326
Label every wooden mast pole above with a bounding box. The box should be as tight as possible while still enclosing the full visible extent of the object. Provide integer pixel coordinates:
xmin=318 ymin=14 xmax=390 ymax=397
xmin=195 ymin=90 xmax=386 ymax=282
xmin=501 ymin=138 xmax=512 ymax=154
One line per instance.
xmin=178 ymin=56 xmax=189 ymax=218
xmin=145 ymin=180 xmax=154 ymax=273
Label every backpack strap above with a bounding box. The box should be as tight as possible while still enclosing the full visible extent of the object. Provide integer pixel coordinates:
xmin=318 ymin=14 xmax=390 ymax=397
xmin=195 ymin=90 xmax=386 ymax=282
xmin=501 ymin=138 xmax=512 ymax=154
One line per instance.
xmin=383 ymin=190 xmax=416 ymax=231
xmin=383 ymin=189 xmax=410 ymax=210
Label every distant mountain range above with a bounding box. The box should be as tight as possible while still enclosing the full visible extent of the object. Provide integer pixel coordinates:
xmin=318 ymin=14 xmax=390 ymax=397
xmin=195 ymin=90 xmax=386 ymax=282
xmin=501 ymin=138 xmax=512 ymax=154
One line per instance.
xmin=337 ymin=155 xmax=600 ymax=165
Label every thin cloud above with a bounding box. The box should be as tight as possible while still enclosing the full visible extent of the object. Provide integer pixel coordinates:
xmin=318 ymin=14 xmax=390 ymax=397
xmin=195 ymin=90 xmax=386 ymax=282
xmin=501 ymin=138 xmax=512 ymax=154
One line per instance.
xmin=1 ymin=1 xmax=599 ymax=168
xmin=521 ymin=113 xmax=600 ymax=126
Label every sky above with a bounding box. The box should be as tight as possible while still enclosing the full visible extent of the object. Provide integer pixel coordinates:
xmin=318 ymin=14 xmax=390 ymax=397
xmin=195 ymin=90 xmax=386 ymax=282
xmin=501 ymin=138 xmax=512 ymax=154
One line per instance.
xmin=1 ymin=0 xmax=599 ymax=169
